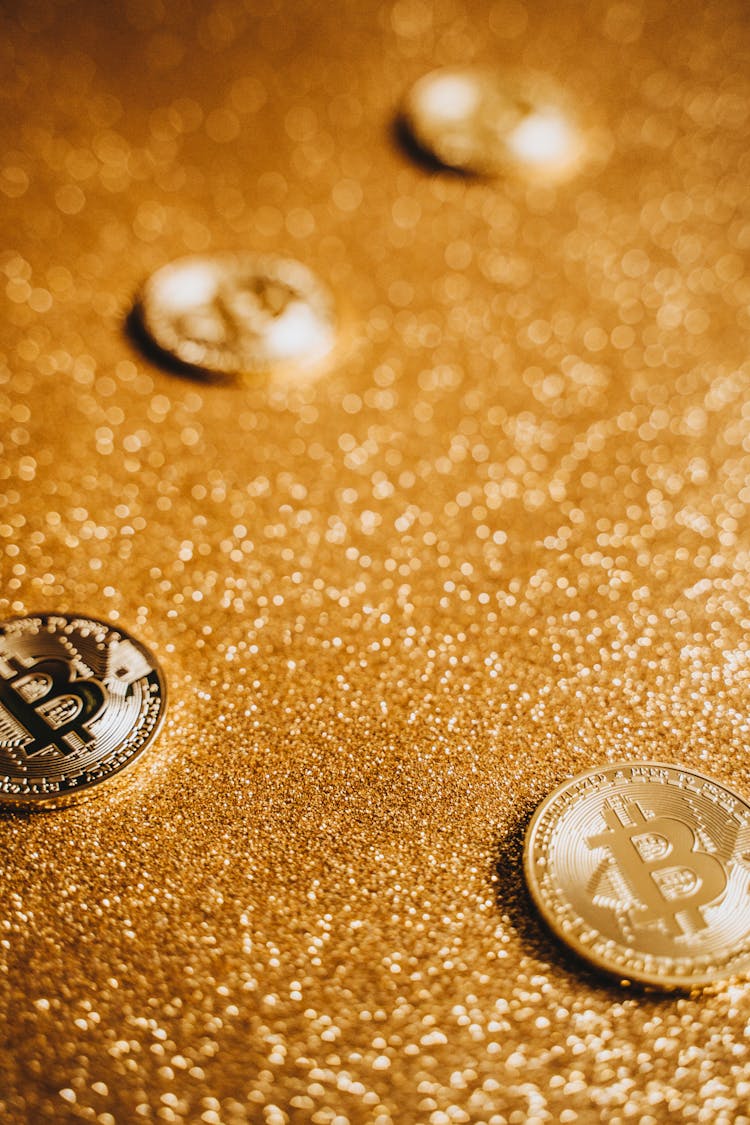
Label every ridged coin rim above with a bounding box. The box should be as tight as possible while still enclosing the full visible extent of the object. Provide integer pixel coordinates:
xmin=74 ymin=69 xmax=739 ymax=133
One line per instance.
xmin=401 ymin=65 xmax=581 ymax=179
xmin=136 ymin=251 xmax=337 ymax=378
xmin=523 ymin=760 xmax=750 ymax=989
xmin=0 ymin=612 xmax=167 ymax=811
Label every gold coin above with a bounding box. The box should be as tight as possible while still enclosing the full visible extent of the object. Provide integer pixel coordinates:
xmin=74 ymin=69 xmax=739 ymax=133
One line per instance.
xmin=524 ymin=762 xmax=750 ymax=988
xmin=401 ymin=66 xmax=583 ymax=179
xmin=0 ymin=614 xmax=167 ymax=809
xmin=137 ymin=252 xmax=337 ymax=377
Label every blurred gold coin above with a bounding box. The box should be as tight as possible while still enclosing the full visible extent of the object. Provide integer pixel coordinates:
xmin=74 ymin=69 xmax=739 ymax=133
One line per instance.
xmin=402 ymin=66 xmax=583 ymax=179
xmin=524 ymin=762 xmax=750 ymax=988
xmin=137 ymin=253 xmax=337 ymax=377
xmin=0 ymin=613 xmax=166 ymax=809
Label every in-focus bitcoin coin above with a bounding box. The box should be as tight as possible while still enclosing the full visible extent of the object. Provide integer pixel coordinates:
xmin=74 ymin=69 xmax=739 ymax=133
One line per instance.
xmin=0 ymin=614 xmax=166 ymax=809
xmin=137 ymin=253 xmax=337 ymax=377
xmin=524 ymin=762 xmax=750 ymax=988
xmin=401 ymin=67 xmax=583 ymax=179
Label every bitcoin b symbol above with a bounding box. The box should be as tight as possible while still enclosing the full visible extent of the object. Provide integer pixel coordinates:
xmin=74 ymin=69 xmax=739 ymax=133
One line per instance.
xmin=0 ymin=656 xmax=107 ymax=759
xmin=587 ymin=800 xmax=727 ymax=935
xmin=177 ymin=276 xmax=297 ymax=351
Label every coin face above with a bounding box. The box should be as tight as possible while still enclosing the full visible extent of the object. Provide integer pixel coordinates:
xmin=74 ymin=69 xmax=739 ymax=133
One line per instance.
xmin=402 ymin=67 xmax=582 ymax=179
xmin=137 ymin=253 xmax=337 ymax=377
xmin=0 ymin=614 xmax=166 ymax=809
xmin=524 ymin=762 xmax=750 ymax=988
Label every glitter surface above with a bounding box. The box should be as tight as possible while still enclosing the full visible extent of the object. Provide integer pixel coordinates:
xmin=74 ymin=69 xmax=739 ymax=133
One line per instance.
xmin=2 ymin=0 xmax=750 ymax=1120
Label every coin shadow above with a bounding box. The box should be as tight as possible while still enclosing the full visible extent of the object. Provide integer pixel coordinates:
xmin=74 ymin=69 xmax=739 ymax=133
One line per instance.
xmin=0 ymin=806 xmax=34 ymax=822
xmin=494 ymin=809 xmax=682 ymax=1003
xmin=124 ymin=302 xmax=237 ymax=387
xmin=391 ymin=113 xmax=476 ymax=178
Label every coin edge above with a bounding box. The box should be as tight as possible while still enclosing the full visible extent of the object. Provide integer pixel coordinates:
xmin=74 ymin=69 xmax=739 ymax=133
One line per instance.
xmin=522 ymin=760 xmax=750 ymax=989
xmin=136 ymin=251 xmax=338 ymax=377
xmin=0 ymin=612 xmax=168 ymax=811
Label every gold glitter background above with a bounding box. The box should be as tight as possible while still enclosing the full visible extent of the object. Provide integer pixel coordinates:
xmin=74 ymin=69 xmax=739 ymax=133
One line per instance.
xmin=2 ymin=0 xmax=750 ymax=1120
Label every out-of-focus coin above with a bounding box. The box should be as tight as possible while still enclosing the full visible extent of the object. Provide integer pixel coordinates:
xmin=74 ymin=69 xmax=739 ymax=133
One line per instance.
xmin=401 ymin=66 xmax=583 ymax=179
xmin=0 ymin=613 xmax=166 ymax=809
xmin=524 ymin=761 xmax=750 ymax=988
xmin=137 ymin=253 xmax=337 ymax=377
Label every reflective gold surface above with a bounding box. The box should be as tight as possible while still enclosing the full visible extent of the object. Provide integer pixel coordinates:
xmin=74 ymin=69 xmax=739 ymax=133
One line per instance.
xmin=0 ymin=613 xmax=166 ymax=808
xmin=2 ymin=0 xmax=750 ymax=1120
xmin=402 ymin=67 xmax=586 ymax=179
xmin=138 ymin=254 xmax=337 ymax=377
xmin=524 ymin=762 xmax=750 ymax=988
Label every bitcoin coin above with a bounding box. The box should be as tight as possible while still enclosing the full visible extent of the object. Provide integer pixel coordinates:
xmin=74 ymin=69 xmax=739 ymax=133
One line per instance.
xmin=524 ymin=762 xmax=750 ymax=988
xmin=0 ymin=614 xmax=166 ymax=809
xmin=137 ymin=253 xmax=337 ymax=377
xmin=401 ymin=67 xmax=583 ymax=179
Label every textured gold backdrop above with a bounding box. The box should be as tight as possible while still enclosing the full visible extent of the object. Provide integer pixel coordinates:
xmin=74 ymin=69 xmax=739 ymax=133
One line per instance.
xmin=2 ymin=0 xmax=750 ymax=1121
